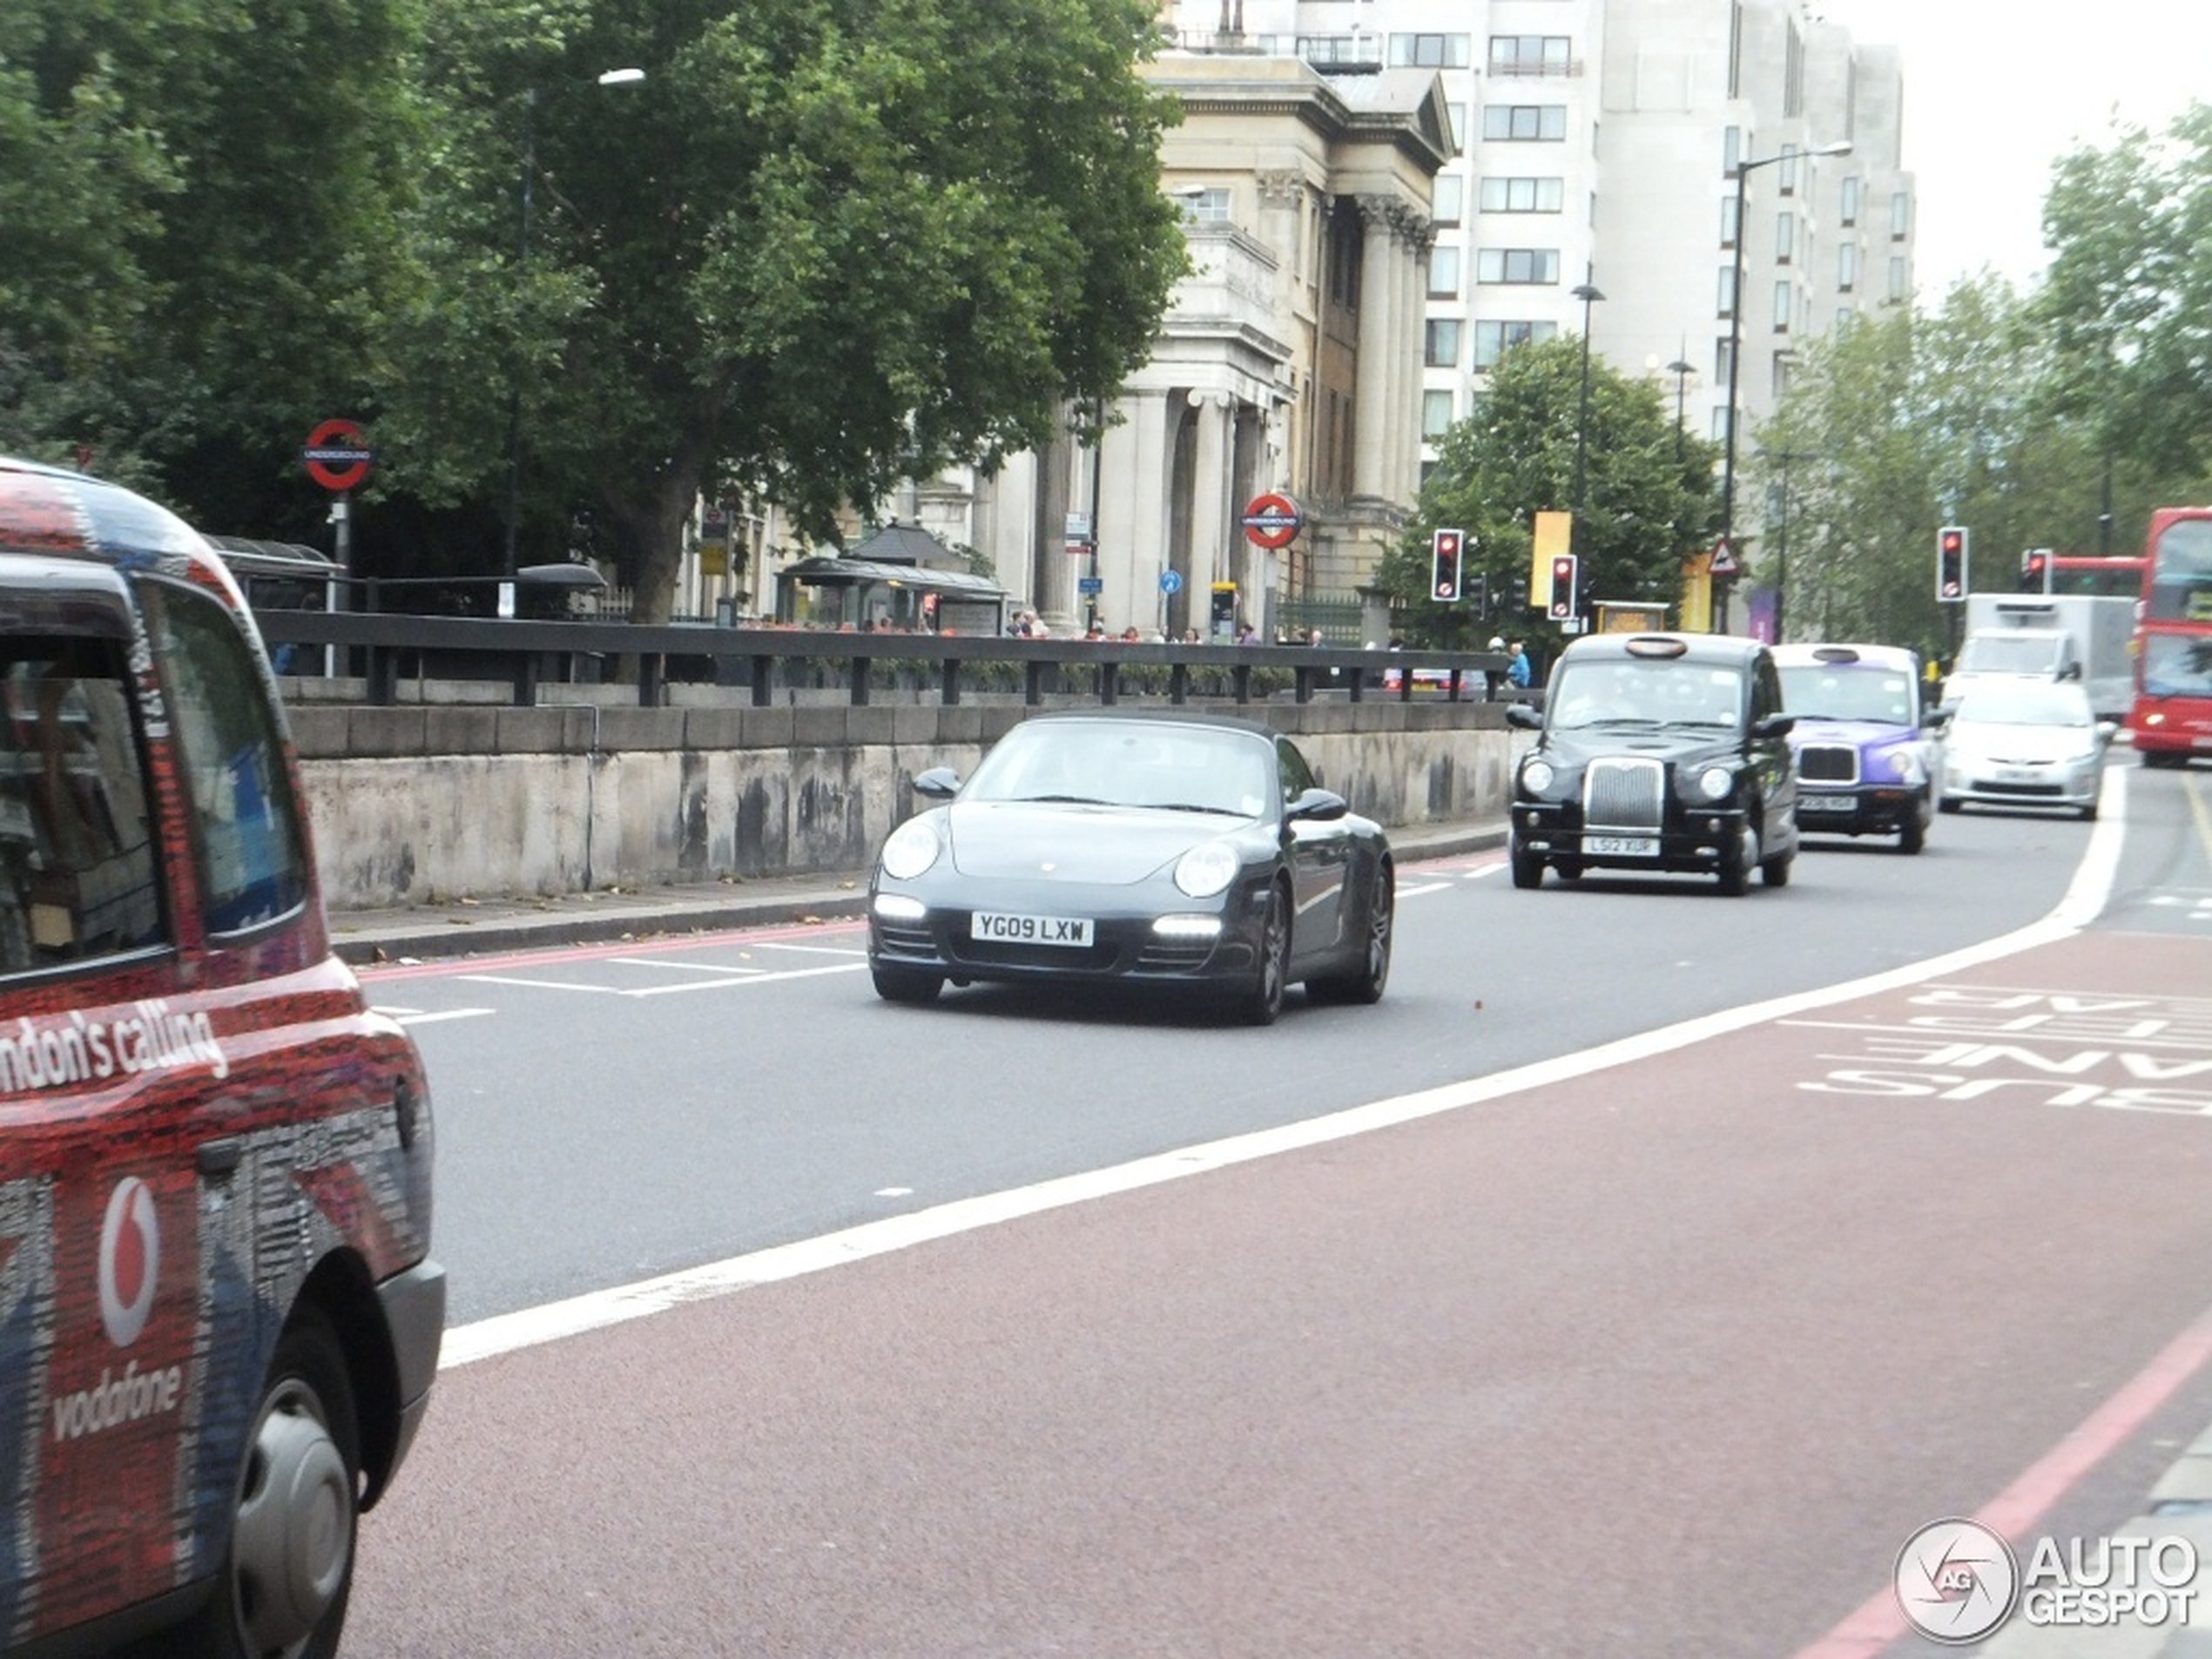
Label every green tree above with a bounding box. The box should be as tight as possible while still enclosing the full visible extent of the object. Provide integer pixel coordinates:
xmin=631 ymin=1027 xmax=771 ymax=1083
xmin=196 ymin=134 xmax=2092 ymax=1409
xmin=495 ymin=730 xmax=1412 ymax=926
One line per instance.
xmin=2040 ymin=101 xmax=2212 ymax=489
xmin=1753 ymin=277 xmax=2119 ymax=653
xmin=1375 ymin=336 xmax=1718 ymax=644
xmin=0 ymin=0 xmax=426 ymax=533
xmin=382 ymin=0 xmax=1189 ymax=619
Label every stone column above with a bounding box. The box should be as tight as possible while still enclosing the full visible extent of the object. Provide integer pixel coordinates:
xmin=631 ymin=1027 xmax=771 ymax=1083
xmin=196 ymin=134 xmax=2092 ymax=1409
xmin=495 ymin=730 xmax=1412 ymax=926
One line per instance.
xmin=1352 ymin=195 xmax=1398 ymax=502
xmin=1031 ymin=424 xmax=1076 ymax=629
xmin=1189 ymin=390 xmax=1234 ymax=630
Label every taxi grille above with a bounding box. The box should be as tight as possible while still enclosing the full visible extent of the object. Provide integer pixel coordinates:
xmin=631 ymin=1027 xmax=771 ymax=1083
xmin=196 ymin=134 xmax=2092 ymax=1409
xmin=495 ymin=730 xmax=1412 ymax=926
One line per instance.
xmin=1797 ymin=745 xmax=1859 ymax=784
xmin=1583 ymin=758 xmax=1664 ymax=832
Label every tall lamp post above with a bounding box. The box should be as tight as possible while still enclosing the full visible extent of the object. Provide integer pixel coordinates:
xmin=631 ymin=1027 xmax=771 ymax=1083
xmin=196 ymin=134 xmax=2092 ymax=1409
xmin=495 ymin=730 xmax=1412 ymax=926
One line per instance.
xmin=1664 ymin=351 xmax=1694 ymax=463
xmin=1764 ymin=448 xmax=1821 ymax=644
xmin=1569 ymin=275 xmax=1605 ymax=617
xmin=504 ymin=66 xmax=646 ymax=577
xmin=1717 ymin=139 xmax=1851 ymax=630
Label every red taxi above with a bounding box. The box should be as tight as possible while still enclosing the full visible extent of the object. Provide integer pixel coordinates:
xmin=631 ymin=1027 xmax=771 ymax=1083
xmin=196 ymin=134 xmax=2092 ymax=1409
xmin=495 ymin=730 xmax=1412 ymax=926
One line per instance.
xmin=0 ymin=457 xmax=442 ymax=1656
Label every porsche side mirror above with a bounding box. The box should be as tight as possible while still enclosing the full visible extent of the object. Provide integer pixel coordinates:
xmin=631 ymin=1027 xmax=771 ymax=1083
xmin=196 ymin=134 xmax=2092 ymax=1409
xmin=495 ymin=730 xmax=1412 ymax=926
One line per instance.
xmin=1286 ymin=787 xmax=1348 ymax=823
xmin=914 ymin=766 xmax=961 ymax=799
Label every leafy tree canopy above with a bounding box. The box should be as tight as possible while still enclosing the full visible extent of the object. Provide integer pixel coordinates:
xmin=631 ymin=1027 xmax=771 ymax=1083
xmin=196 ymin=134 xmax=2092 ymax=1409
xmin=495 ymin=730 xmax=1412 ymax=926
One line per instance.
xmin=380 ymin=0 xmax=1190 ymax=617
xmin=1375 ymin=336 xmax=1719 ymax=645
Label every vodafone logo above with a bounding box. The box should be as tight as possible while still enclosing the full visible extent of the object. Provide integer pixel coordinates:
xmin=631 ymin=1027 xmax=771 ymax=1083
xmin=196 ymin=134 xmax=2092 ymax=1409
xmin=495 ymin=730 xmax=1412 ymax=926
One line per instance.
xmin=98 ymin=1177 xmax=159 ymax=1349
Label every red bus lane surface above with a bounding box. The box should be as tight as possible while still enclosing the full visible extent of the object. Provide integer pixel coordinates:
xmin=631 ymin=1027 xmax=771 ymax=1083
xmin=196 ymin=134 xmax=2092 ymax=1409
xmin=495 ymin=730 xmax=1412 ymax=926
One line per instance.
xmin=346 ymin=914 xmax=2212 ymax=1656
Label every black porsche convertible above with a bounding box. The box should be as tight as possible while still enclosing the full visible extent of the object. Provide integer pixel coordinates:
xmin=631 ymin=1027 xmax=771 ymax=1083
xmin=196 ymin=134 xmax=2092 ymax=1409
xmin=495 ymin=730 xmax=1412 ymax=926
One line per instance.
xmin=866 ymin=711 xmax=1394 ymax=1023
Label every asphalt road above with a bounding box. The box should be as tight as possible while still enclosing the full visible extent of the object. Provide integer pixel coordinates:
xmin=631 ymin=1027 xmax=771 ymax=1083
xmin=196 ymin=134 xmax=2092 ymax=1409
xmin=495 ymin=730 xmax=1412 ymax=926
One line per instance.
xmin=339 ymin=761 xmax=2212 ymax=1656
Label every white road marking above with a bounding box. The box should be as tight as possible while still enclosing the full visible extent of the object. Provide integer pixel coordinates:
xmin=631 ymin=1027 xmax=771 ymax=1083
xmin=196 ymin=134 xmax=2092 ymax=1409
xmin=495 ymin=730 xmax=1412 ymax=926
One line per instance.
xmin=440 ymin=781 xmax=2131 ymax=1370
xmin=1395 ymin=880 xmax=1452 ymax=898
xmin=382 ymin=1008 xmax=495 ymax=1027
xmin=457 ymin=961 xmax=867 ymax=997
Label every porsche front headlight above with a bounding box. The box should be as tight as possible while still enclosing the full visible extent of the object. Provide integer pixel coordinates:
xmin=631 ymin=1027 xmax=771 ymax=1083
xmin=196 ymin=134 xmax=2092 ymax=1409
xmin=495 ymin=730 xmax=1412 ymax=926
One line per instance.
xmin=1696 ymin=765 xmax=1735 ymax=801
xmin=1174 ymin=840 xmax=1241 ymax=899
xmin=880 ymin=815 xmax=944 ymax=880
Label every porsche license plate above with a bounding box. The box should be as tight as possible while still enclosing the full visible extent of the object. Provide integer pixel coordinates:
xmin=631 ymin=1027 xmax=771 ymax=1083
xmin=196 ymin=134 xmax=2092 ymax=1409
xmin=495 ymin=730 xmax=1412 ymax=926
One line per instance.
xmin=972 ymin=911 xmax=1094 ymax=948
xmin=1585 ymin=835 xmax=1658 ymax=857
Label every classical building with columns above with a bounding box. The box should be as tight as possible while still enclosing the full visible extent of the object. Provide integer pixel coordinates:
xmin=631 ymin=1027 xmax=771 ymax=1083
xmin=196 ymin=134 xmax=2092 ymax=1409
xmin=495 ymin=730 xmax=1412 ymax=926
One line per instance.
xmin=907 ymin=51 xmax=1450 ymax=639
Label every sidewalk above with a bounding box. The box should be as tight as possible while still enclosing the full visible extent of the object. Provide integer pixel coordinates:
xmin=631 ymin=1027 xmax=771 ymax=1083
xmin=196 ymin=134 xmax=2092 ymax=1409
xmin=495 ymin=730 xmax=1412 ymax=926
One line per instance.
xmin=321 ymin=817 xmax=1510 ymax=966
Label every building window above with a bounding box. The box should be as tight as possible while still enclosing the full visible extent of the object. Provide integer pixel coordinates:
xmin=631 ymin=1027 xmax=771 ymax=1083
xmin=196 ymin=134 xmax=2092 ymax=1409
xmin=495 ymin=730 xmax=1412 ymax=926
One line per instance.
xmin=1838 ymin=241 xmax=1858 ymax=292
xmin=1891 ymin=190 xmax=1912 ymax=239
xmin=1298 ymin=34 xmax=1381 ymax=67
xmin=1477 ymin=248 xmax=1560 ymax=285
xmin=1887 ymin=255 xmax=1908 ymax=303
xmin=1840 ymin=175 xmax=1860 ymax=226
xmin=1391 ymin=32 xmax=1471 ymax=68
xmin=1777 ymin=145 xmax=1802 ymax=195
xmin=1474 ymin=319 xmax=1557 ymax=369
xmin=1723 ymin=125 xmax=1742 ymax=177
xmin=1713 ymin=406 xmax=1733 ymax=445
xmin=1720 ymin=194 xmax=1740 ymax=250
xmin=1429 ymin=245 xmax=1461 ymax=296
xmin=1177 ymin=188 xmax=1231 ymax=225
xmin=1773 ymin=280 xmax=1793 ymax=333
xmin=1717 ymin=264 xmax=1737 ymax=319
xmin=1447 ymin=103 xmax=1467 ymax=152
xmin=1715 ymin=336 xmax=1733 ymax=386
xmin=1479 ymin=176 xmax=1565 ymax=213
xmin=1482 ymin=105 xmax=1568 ymax=142
xmin=1433 ymin=174 xmax=1465 ymax=224
xmin=1774 ymin=210 xmax=1794 ymax=266
xmin=1773 ymin=354 xmax=1796 ymax=401
xmin=1425 ymin=318 xmax=1463 ymax=369
xmin=1422 ymin=389 xmax=1455 ymax=439
xmin=1487 ymin=35 xmax=1572 ymax=76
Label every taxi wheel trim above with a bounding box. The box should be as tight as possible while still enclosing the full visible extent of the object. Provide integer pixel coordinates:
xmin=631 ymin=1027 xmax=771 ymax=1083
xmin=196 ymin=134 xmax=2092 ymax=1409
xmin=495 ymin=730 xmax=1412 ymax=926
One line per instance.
xmin=199 ymin=1311 xmax=359 ymax=1659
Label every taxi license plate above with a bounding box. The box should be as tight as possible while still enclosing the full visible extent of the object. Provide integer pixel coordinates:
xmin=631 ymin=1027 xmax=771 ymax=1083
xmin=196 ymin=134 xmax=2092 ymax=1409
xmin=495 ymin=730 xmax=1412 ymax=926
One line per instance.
xmin=1799 ymin=796 xmax=1855 ymax=813
xmin=972 ymin=911 xmax=1094 ymax=948
xmin=1585 ymin=835 xmax=1657 ymax=857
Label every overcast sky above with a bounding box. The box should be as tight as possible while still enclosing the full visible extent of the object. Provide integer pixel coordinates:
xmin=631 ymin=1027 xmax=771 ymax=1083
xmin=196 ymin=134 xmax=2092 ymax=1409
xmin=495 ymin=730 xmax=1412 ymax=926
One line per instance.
xmin=1813 ymin=0 xmax=2212 ymax=299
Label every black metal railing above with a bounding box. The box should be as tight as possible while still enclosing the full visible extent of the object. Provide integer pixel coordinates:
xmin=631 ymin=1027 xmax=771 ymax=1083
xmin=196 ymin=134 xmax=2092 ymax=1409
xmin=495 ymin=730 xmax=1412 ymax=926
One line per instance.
xmin=253 ymin=610 xmax=1519 ymax=711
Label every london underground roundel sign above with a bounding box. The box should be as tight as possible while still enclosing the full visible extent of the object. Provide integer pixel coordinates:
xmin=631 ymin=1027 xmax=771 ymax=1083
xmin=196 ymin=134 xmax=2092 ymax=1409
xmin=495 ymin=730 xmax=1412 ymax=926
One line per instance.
xmin=1239 ymin=492 xmax=1303 ymax=550
xmin=302 ymin=418 xmax=374 ymax=492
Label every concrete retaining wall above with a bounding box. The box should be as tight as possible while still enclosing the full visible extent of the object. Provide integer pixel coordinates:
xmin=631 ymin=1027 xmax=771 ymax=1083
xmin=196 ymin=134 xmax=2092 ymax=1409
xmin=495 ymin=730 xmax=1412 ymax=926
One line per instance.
xmin=288 ymin=696 xmax=1520 ymax=911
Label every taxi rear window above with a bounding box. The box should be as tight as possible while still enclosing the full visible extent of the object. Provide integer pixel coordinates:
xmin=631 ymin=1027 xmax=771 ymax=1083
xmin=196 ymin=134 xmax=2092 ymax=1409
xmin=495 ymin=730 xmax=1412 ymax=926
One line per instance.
xmin=0 ymin=636 xmax=166 ymax=971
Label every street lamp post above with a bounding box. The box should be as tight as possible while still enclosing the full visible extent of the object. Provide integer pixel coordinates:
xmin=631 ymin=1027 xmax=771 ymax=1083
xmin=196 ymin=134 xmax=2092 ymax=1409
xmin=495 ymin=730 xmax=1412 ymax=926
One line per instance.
xmin=503 ymin=67 xmax=646 ymax=577
xmin=1569 ymin=276 xmax=1605 ymax=614
xmin=1665 ymin=351 xmax=1694 ymax=463
xmin=1764 ymin=448 xmax=1820 ymax=645
xmin=1717 ymin=139 xmax=1850 ymax=631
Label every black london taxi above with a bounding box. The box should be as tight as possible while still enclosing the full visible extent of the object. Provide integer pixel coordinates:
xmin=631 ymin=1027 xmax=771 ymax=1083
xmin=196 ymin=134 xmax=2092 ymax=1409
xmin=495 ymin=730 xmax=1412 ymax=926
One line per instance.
xmin=1505 ymin=632 xmax=1799 ymax=894
xmin=0 ymin=456 xmax=442 ymax=1657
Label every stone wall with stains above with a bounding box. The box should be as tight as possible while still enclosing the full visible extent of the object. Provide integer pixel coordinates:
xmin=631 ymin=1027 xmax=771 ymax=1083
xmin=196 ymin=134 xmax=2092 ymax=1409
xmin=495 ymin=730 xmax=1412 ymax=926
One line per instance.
xmin=287 ymin=698 xmax=1522 ymax=910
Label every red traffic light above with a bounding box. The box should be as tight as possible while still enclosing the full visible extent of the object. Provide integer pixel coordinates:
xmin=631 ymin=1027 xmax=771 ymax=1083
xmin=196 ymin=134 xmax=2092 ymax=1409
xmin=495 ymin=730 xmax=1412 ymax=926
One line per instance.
xmin=1547 ymin=553 xmax=1578 ymax=620
xmin=1937 ymin=525 xmax=1968 ymax=603
xmin=1431 ymin=527 xmax=1464 ymax=602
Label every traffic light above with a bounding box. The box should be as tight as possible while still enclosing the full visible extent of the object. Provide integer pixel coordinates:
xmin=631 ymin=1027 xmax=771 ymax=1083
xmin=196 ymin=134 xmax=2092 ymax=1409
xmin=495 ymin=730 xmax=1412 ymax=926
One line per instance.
xmin=1937 ymin=526 xmax=1967 ymax=602
xmin=1430 ymin=527 xmax=1465 ymax=602
xmin=2020 ymin=547 xmax=2054 ymax=593
xmin=1471 ymin=570 xmax=1490 ymax=614
xmin=1547 ymin=554 xmax=1578 ymax=621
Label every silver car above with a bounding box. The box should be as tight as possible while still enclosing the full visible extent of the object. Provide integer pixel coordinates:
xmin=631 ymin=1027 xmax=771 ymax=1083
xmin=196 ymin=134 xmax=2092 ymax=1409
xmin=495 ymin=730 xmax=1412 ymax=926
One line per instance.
xmin=1939 ymin=678 xmax=2117 ymax=819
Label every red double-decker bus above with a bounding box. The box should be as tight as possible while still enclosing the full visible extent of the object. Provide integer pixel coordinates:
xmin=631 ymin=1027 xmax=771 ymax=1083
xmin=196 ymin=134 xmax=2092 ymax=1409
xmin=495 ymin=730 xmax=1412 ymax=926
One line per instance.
xmin=2130 ymin=507 xmax=2212 ymax=766
xmin=2022 ymin=550 xmax=2148 ymax=597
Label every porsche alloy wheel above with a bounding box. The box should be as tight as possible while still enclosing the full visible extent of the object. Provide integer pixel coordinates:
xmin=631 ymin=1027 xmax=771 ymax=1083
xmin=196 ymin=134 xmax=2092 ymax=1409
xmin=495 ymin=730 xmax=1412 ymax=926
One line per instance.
xmin=1239 ymin=885 xmax=1291 ymax=1026
xmin=1310 ymin=860 xmax=1393 ymax=1006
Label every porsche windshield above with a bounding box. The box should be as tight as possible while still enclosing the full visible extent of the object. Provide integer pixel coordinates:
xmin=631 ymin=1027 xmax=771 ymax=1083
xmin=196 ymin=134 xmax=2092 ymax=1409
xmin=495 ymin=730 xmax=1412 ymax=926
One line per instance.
xmin=1547 ymin=660 xmax=1745 ymax=730
xmin=963 ymin=720 xmax=1277 ymax=817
